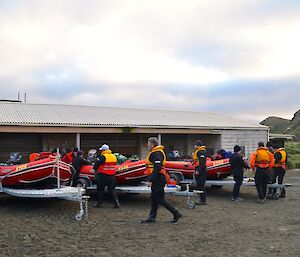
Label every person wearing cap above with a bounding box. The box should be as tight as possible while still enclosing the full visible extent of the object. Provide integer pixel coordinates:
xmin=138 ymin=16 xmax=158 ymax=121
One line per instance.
xmin=70 ymin=150 xmax=87 ymax=186
xmin=272 ymin=143 xmax=287 ymax=199
xmin=93 ymin=144 xmax=120 ymax=208
xmin=229 ymin=145 xmax=249 ymax=202
xmin=193 ymin=140 xmax=207 ymax=205
xmin=250 ymin=142 xmax=274 ymax=204
xmin=141 ymin=137 xmax=182 ymax=224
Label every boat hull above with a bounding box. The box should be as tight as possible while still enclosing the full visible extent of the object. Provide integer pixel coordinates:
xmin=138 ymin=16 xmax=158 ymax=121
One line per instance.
xmin=165 ymin=158 xmax=232 ymax=179
xmin=0 ymin=157 xmax=72 ymax=187
xmin=78 ymin=158 xmax=232 ymax=186
xmin=79 ymin=160 xmax=148 ymax=185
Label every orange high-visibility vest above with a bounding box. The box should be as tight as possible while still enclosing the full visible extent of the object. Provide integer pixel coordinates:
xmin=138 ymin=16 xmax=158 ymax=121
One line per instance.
xmin=250 ymin=147 xmax=274 ymax=169
xmin=274 ymin=148 xmax=287 ymax=169
xmin=97 ymin=150 xmax=117 ymax=175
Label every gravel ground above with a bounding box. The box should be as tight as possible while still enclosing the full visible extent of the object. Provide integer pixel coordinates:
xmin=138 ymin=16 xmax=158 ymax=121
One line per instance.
xmin=0 ymin=170 xmax=299 ymax=257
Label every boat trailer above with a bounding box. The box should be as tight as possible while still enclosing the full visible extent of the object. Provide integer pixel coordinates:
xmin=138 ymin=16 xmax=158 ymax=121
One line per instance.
xmin=87 ymin=183 xmax=203 ymax=209
xmin=179 ymin=177 xmax=291 ymax=197
xmin=0 ymin=154 xmax=89 ymax=221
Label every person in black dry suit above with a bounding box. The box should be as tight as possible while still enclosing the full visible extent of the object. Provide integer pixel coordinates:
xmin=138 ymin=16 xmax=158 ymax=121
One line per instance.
xmin=140 ymin=137 xmax=182 ymax=224
xmin=229 ymin=145 xmax=249 ymax=202
xmin=193 ymin=140 xmax=207 ymax=205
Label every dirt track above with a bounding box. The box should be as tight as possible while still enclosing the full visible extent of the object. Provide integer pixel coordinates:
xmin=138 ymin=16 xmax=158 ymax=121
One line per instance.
xmin=0 ymin=170 xmax=299 ymax=257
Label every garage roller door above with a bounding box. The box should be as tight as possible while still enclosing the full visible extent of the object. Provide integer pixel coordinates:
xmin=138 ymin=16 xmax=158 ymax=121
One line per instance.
xmin=0 ymin=133 xmax=43 ymax=163
xmin=81 ymin=134 xmax=138 ymax=157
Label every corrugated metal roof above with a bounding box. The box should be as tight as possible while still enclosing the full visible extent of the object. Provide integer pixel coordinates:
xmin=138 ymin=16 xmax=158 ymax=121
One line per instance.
xmin=0 ymin=102 xmax=267 ymax=130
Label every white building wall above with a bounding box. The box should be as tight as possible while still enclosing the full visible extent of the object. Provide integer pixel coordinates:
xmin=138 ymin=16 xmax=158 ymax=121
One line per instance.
xmin=220 ymin=129 xmax=269 ymax=159
xmin=138 ymin=129 xmax=268 ymax=160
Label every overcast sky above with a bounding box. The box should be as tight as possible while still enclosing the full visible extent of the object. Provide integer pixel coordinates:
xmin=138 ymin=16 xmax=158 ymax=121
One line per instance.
xmin=0 ymin=0 xmax=299 ymax=123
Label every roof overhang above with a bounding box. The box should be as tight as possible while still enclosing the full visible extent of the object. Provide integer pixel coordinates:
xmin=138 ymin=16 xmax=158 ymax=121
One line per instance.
xmin=0 ymin=125 xmax=222 ymax=134
xmin=269 ymin=133 xmax=294 ymax=140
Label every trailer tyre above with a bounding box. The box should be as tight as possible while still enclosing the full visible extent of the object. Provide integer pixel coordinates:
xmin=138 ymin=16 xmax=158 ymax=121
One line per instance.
xmin=75 ymin=210 xmax=84 ymax=221
xmin=76 ymin=178 xmax=90 ymax=189
xmin=187 ymin=199 xmax=195 ymax=209
xmin=170 ymin=173 xmax=181 ymax=184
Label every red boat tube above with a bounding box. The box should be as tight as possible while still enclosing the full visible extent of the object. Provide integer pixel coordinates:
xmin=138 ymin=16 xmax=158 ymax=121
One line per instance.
xmin=77 ymin=157 xmax=232 ymax=187
xmin=78 ymin=159 xmax=148 ymax=186
xmin=165 ymin=158 xmax=232 ymax=180
xmin=0 ymin=156 xmax=72 ymax=187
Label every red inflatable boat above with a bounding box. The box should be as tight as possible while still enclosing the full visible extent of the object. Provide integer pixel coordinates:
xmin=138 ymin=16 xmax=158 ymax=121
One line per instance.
xmin=0 ymin=156 xmax=72 ymax=187
xmin=76 ymin=157 xmax=232 ymax=187
xmin=77 ymin=159 xmax=148 ymax=187
xmin=165 ymin=158 xmax=232 ymax=180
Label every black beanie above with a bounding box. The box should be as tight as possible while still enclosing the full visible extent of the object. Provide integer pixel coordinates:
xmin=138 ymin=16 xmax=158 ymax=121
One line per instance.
xmin=258 ymin=142 xmax=264 ymax=147
xmin=195 ymin=140 xmax=204 ymax=146
xmin=234 ymin=145 xmax=241 ymax=152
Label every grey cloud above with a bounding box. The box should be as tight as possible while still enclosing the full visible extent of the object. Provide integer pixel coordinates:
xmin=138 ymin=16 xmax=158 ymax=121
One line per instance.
xmin=1 ymin=0 xmax=300 ymax=123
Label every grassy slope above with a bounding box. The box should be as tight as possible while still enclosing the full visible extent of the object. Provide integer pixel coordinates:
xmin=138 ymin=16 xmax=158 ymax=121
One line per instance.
xmin=261 ymin=110 xmax=300 ymax=140
xmin=261 ymin=116 xmax=291 ymax=133
xmin=285 ymin=141 xmax=300 ymax=169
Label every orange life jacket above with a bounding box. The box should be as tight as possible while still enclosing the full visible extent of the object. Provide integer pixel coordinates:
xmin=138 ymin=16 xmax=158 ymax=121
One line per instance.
xmin=274 ymin=148 xmax=287 ymax=169
xmin=145 ymin=145 xmax=170 ymax=183
xmin=97 ymin=150 xmax=117 ymax=175
xmin=29 ymin=153 xmax=40 ymax=162
xmin=250 ymin=147 xmax=274 ymax=169
xmin=192 ymin=146 xmax=206 ymax=167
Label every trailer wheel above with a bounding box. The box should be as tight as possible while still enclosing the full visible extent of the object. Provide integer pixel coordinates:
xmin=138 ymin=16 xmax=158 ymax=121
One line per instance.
xmin=170 ymin=173 xmax=181 ymax=184
xmin=75 ymin=210 xmax=84 ymax=221
xmin=187 ymin=199 xmax=195 ymax=209
xmin=76 ymin=178 xmax=90 ymax=189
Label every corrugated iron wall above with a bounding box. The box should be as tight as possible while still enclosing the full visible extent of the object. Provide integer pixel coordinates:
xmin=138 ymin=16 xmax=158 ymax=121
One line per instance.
xmin=0 ymin=133 xmax=42 ymax=163
xmin=81 ymin=134 xmax=139 ymax=157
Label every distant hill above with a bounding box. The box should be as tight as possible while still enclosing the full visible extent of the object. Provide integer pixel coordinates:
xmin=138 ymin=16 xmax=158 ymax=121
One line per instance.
xmin=260 ymin=109 xmax=300 ymax=140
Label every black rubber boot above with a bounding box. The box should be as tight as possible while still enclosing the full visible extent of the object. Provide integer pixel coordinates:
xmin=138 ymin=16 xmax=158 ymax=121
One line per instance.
xmin=140 ymin=218 xmax=156 ymax=224
xmin=280 ymin=188 xmax=286 ymax=198
xmin=171 ymin=210 xmax=182 ymax=223
xmin=113 ymin=199 xmax=121 ymax=208
xmin=93 ymin=203 xmax=103 ymax=208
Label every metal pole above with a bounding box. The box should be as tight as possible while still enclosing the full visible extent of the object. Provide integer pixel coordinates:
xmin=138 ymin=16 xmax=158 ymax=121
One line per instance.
xmin=57 ymin=148 xmax=60 ymax=190
xmin=158 ymin=134 xmax=162 ymax=145
xmin=76 ymin=133 xmax=81 ymax=149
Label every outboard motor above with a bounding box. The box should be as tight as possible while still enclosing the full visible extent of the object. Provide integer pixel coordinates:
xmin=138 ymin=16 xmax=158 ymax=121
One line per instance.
xmin=86 ymin=149 xmax=97 ymax=164
xmin=7 ymin=152 xmax=22 ymax=165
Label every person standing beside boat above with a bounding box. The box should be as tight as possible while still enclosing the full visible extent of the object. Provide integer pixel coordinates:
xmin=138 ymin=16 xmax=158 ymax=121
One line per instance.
xmin=272 ymin=144 xmax=287 ymax=199
xmin=141 ymin=137 xmax=182 ymax=223
xmin=193 ymin=140 xmax=207 ymax=205
xmin=250 ymin=142 xmax=274 ymax=204
xmin=70 ymin=150 xmax=87 ymax=186
xmin=266 ymin=141 xmax=275 ymax=198
xmin=229 ymin=145 xmax=249 ymax=202
xmin=93 ymin=144 xmax=120 ymax=208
